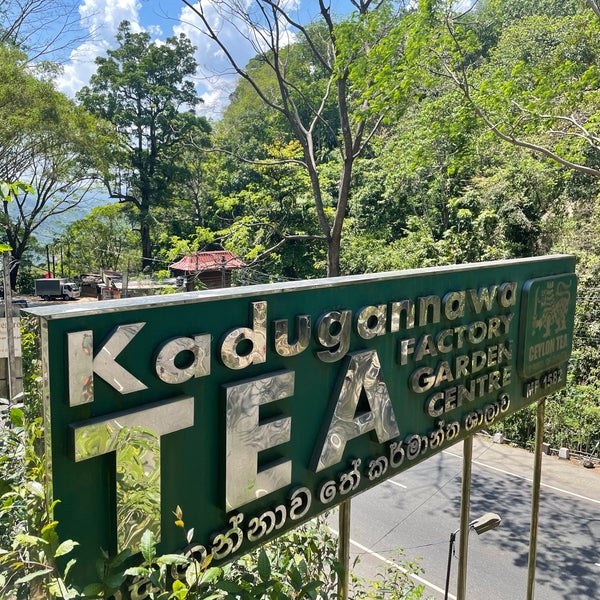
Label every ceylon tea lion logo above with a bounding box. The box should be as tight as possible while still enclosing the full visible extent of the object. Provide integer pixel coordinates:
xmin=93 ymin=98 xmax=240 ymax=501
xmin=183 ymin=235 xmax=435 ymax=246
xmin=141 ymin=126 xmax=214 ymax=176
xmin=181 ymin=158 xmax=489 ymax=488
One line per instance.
xmin=519 ymin=274 xmax=577 ymax=378
xmin=531 ymin=279 xmax=572 ymax=339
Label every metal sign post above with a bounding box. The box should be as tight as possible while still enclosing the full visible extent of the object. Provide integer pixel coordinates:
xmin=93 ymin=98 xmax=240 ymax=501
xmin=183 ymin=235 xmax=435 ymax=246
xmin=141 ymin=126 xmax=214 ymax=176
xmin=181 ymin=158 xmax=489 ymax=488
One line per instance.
xmin=527 ymin=398 xmax=546 ymax=600
xmin=2 ymin=252 xmax=17 ymax=402
xmin=338 ymin=499 xmax=351 ymax=600
xmin=456 ymin=436 xmax=473 ymax=600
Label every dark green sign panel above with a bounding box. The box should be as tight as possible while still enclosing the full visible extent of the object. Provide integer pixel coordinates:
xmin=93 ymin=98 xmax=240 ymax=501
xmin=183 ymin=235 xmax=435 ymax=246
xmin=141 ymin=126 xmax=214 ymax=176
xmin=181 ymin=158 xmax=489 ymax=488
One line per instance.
xmin=518 ymin=273 xmax=577 ymax=378
xmin=28 ymin=255 xmax=576 ymax=577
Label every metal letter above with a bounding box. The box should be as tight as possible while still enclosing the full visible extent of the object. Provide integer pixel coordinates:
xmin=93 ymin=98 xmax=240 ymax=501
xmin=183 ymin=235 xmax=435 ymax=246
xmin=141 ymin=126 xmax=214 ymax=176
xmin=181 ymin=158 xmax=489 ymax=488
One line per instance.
xmin=418 ymin=296 xmax=441 ymax=327
xmin=71 ymin=396 xmax=194 ymax=552
xmin=312 ymin=350 xmax=399 ymax=472
xmin=443 ymin=291 xmax=465 ymax=321
xmin=274 ymin=316 xmax=310 ymax=356
xmin=155 ymin=334 xmax=211 ymax=384
xmin=468 ymin=285 xmax=498 ymax=314
xmin=224 ymin=371 xmax=294 ymax=511
xmin=68 ymin=323 xmax=148 ymax=406
xmin=315 ymin=310 xmax=351 ymax=363
xmin=220 ymin=301 xmax=267 ymax=370
xmin=356 ymin=305 xmax=387 ymax=340
xmin=67 ymin=330 xmax=94 ymax=406
xmin=499 ymin=282 xmax=518 ymax=308
xmin=390 ymin=300 xmax=415 ymax=332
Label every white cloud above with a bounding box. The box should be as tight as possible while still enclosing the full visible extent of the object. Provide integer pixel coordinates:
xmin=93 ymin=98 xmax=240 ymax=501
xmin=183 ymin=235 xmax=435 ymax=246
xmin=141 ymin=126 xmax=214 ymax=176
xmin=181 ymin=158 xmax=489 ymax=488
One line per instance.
xmin=174 ymin=0 xmax=302 ymax=118
xmin=174 ymin=2 xmax=255 ymax=118
xmin=54 ymin=0 xmax=311 ymax=116
xmin=55 ymin=0 xmax=143 ymax=95
xmin=78 ymin=0 xmax=142 ymax=32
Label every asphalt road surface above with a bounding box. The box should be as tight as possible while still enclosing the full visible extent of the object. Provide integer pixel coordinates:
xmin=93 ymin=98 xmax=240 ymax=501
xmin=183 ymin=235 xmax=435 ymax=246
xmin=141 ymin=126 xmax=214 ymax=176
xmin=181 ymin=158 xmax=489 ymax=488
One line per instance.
xmin=329 ymin=435 xmax=600 ymax=599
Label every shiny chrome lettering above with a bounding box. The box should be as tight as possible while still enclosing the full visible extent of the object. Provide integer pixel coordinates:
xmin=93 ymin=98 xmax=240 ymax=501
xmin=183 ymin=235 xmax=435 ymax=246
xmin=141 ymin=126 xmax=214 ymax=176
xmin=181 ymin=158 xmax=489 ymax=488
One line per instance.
xmin=224 ymin=370 xmax=294 ymax=511
xmin=443 ymin=291 xmax=466 ymax=320
xmin=418 ymin=295 xmax=441 ymax=326
xmin=68 ymin=323 xmax=148 ymax=405
xmin=356 ymin=305 xmax=387 ymax=340
xmin=390 ymin=299 xmax=415 ymax=332
xmin=67 ymin=331 xmax=94 ymax=406
xmin=315 ymin=310 xmax=351 ymax=363
xmin=71 ymin=396 xmax=194 ymax=552
xmin=312 ymin=350 xmax=399 ymax=472
xmin=220 ymin=301 xmax=267 ymax=370
xmin=155 ymin=334 xmax=211 ymax=384
xmin=274 ymin=315 xmax=310 ymax=357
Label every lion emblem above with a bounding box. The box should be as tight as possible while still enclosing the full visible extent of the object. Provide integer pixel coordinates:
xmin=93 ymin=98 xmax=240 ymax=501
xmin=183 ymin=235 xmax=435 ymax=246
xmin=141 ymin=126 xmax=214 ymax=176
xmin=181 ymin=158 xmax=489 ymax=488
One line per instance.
xmin=532 ymin=280 xmax=572 ymax=339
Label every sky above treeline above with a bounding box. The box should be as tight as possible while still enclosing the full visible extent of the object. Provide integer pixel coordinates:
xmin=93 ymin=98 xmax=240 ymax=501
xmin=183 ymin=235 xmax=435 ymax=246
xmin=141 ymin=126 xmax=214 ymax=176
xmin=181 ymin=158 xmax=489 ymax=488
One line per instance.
xmin=51 ymin=0 xmax=357 ymax=119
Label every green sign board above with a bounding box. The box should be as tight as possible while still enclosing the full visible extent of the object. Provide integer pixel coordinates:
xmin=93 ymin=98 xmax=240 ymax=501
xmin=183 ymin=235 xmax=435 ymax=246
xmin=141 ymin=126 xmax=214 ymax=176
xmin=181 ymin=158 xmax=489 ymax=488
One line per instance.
xmin=28 ymin=255 xmax=576 ymax=578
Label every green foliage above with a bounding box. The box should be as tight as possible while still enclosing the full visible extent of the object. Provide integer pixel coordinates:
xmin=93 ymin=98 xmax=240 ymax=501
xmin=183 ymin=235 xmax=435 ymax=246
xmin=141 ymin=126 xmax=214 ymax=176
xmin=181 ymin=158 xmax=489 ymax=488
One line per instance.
xmin=0 ymin=387 xmax=81 ymax=598
xmin=351 ymin=550 xmax=427 ymax=599
xmin=172 ymin=138 xmax=327 ymax=282
xmin=0 ymin=42 xmax=112 ymax=286
xmin=493 ymin=195 xmax=600 ymax=451
xmin=216 ymin=516 xmax=341 ymax=599
xmin=0 ymin=181 xmax=33 ymax=254
xmin=77 ymin=20 xmax=211 ymax=270
xmin=62 ymin=204 xmax=140 ymax=275
xmin=545 ymin=384 xmax=600 ymax=452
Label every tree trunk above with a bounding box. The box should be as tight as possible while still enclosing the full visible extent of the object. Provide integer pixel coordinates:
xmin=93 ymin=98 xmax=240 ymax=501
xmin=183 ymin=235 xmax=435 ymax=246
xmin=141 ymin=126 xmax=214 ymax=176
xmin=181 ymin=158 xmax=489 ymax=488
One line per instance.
xmin=6 ymin=235 xmax=22 ymax=290
xmin=327 ymin=233 xmax=341 ymax=277
xmin=9 ymin=262 xmax=18 ymax=290
xmin=140 ymin=195 xmax=152 ymax=272
xmin=141 ymin=218 xmax=152 ymax=272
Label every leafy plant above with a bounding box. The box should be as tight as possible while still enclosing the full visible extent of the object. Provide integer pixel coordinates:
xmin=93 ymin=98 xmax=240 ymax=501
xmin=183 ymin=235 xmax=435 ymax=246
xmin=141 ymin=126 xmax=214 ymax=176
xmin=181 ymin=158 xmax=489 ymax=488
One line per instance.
xmin=351 ymin=550 xmax=428 ymax=599
xmin=0 ymin=401 xmax=80 ymax=599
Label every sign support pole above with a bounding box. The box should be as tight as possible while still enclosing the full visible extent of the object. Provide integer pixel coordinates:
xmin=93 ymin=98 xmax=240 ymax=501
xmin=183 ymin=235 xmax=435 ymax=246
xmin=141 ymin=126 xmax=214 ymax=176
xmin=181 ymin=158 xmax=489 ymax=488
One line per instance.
xmin=527 ymin=398 xmax=545 ymax=600
xmin=338 ymin=499 xmax=351 ymax=600
xmin=2 ymin=252 xmax=17 ymax=402
xmin=456 ymin=436 xmax=473 ymax=600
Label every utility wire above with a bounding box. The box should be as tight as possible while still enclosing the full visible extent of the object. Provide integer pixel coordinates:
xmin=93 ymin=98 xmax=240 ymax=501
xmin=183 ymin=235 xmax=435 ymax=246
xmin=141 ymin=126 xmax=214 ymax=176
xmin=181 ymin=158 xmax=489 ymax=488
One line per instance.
xmin=365 ymin=440 xmax=498 ymax=553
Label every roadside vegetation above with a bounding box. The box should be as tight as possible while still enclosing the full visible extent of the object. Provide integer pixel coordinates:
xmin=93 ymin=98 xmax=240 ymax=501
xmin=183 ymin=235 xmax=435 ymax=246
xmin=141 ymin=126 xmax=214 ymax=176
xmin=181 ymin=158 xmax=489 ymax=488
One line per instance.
xmin=2 ymin=0 xmax=600 ymax=597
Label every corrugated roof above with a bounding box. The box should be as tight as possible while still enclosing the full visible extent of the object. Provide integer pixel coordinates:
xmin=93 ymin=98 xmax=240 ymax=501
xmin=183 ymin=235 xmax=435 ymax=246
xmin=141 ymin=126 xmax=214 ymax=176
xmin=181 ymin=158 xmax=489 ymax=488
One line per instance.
xmin=169 ymin=251 xmax=246 ymax=272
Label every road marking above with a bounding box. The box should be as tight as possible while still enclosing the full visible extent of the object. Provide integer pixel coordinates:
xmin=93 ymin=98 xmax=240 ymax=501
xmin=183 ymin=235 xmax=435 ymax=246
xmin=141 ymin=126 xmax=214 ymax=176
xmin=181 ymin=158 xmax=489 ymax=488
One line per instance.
xmin=443 ymin=450 xmax=600 ymax=506
xmin=386 ymin=479 xmax=407 ymax=489
xmin=595 ymin=563 xmax=600 ymax=567
xmin=329 ymin=527 xmax=453 ymax=599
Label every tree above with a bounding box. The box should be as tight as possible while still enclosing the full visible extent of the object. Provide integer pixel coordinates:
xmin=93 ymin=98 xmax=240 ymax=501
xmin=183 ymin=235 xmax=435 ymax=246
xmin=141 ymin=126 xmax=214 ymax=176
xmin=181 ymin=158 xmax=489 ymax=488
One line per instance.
xmin=0 ymin=0 xmax=86 ymax=61
xmin=415 ymin=0 xmax=600 ymax=182
xmin=77 ymin=21 xmax=211 ymax=271
xmin=181 ymin=0 xmax=412 ymax=276
xmin=61 ymin=204 xmax=140 ymax=275
xmin=0 ymin=44 xmax=109 ymax=288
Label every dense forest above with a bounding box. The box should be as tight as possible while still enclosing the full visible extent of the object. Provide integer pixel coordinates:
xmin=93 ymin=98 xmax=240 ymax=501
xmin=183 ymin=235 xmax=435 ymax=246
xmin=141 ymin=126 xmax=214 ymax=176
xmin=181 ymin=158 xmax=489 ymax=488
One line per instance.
xmin=15 ymin=0 xmax=599 ymax=454
xmin=1 ymin=0 xmax=600 ymax=596
xmin=0 ymin=0 xmax=598 ymax=448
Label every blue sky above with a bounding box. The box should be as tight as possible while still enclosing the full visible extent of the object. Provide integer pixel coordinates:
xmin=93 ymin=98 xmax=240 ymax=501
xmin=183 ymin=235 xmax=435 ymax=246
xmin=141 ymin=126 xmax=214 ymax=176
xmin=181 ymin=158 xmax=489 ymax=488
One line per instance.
xmin=54 ymin=0 xmax=346 ymax=119
xmin=54 ymin=0 xmax=249 ymax=118
xmin=53 ymin=1 xmax=473 ymax=118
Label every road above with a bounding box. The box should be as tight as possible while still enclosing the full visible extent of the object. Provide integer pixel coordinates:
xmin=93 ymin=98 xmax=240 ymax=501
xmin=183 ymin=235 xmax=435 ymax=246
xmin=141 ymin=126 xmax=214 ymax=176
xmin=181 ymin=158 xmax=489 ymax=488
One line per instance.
xmin=329 ymin=436 xmax=600 ymax=599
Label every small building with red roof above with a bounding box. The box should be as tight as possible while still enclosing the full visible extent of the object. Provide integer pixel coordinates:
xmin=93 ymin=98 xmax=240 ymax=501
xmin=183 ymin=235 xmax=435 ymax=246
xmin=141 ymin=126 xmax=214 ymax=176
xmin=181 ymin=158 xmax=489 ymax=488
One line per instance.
xmin=169 ymin=251 xmax=246 ymax=290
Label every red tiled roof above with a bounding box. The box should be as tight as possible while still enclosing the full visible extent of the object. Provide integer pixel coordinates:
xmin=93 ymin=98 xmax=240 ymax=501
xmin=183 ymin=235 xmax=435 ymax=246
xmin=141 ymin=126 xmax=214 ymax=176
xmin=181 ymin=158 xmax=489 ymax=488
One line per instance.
xmin=169 ymin=251 xmax=246 ymax=272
